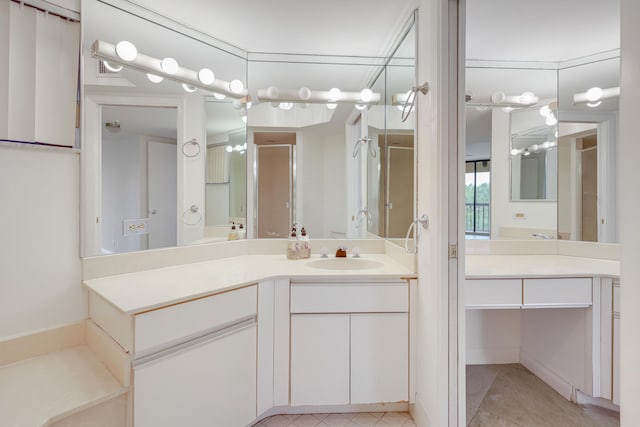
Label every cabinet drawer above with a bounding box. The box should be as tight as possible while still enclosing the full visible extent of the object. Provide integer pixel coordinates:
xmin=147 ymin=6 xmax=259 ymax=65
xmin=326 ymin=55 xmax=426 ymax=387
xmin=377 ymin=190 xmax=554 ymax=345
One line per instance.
xmin=465 ymin=279 xmax=522 ymax=308
xmin=523 ymin=278 xmax=592 ymax=307
xmin=134 ymin=285 xmax=257 ymax=357
xmin=290 ymin=282 xmax=407 ymax=313
xmin=613 ymin=282 xmax=620 ymax=314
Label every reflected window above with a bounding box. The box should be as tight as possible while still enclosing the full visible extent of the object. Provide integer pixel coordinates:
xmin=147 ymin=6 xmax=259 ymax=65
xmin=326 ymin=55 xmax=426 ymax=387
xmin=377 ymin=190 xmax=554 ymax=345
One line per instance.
xmin=465 ymin=160 xmax=490 ymax=236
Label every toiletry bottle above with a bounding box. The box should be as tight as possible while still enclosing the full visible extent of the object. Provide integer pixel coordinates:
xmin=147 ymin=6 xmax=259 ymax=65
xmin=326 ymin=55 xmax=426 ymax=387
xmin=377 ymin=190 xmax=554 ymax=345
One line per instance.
xmin=287 ymin=229 xmax=299 ymax=259
xmin=228 ymin=223 xmax=238 ymax=240
xmin=299 ymin=227 xmax=311 ymax=259
xmin=238 ymin=223 xmax=246 ymax=239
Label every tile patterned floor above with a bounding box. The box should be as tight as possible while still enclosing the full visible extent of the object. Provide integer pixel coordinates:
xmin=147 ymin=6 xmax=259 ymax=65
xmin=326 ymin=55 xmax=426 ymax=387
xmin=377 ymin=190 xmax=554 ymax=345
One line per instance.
xmin=467 ymin=364 xmax=620 ymax=427
xmin=253 ymin=412 xmax=415 ymax=427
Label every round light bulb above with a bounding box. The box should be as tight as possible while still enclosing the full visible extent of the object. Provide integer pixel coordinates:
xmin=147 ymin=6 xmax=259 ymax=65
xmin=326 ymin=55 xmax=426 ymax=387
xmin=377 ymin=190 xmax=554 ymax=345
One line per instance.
xmin=586 ymin=87 xmax=603 ymax=102
xmin=510 ymin=148 xmax=520 ymax=156
xmin=234 ymin=144 xmax=242 ymax=151
xmin=539 ymin=105 xmax=551 ymax=117
xmin=147 ymin=73 xmax=163 ymax=83
xmin=160 ymin=57 xmax=179 ymax=75
xmin=229 ymin=80 xmax=244 ymax=94
xmin=523 ymin=149 xmax=531 ymax=156
xmin=490 ymin=91 xmax=506 ymax=104
xmin=198 ymin=68 xmax=215 ymax=85
xmin=326 ymin=103 xmax=338 ymax=110
xmin=587 ymin=101 xmax=602 ymax=108
xmin=279 ymin=102 xmax=294 ymax=111
xmin=232 ymin=99 xmax=243 ymax=110
xmin=182 ymin=84 xmax=197 ymax=93
xmin=213 ymin=92 xmax=226 ymax=100
xmin=546 ymin=115 xmax=558 ymax=126
xmin=360 ymin=88 xmax=373 ymax=102
xmin=531 ymin=144 xmax=540 ymax=152
xmin=355 ymin=104 xmax=367 ymax=110
xmin=475 ymin=106 xmax=488 ymax=112
xmin=501 ymin=107 xmax=514 ymax=113
xmin=225 ymin=145 xmax=233 ymax=153
xmin=299 ymin=87 xmax=311 ymax=100
xmin=103 ymin=61 xmax=123 ymax=72
xmin=267 ymin=86 xmax=280 ymax=99
xmin=115 ymin=41 xmax=137 ymax=61
xmin=328 ymin=88 xmax=341 ymax=101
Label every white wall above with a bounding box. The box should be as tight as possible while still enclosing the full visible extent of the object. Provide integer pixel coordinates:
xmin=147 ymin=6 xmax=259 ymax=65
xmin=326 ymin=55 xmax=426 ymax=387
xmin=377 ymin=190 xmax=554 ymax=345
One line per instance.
xmin=413 ymin=0 xmax=453 ymax=425
xmin=619 ymin=0 xmax=640 ymax=424
xmin=491 ymin=109 xmax=557 ymax=238
xmin=0 ymin=145 xmax=84 ymax=340
xmin=102 ymin=134 xmax=145 ymax=253
xmin=465 ymin=310 xmax=521 ymax=364
xmin=299 ymin=126 xmax=347 ymax=238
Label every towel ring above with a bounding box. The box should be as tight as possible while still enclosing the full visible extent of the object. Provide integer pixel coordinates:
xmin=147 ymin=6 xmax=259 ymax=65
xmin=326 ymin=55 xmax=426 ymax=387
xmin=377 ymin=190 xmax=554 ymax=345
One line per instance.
xmin=182 ymin=139 xmax=201 ymax=158
xmin=182 ymin=204 xmax=202 ymax=226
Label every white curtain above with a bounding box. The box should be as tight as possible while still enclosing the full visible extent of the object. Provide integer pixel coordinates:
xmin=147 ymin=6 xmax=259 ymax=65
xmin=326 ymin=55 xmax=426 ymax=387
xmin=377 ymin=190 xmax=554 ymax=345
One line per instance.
xmin=0 ymin=2 xmax=80 ymax=146
xmin=206 ymin=145 xmax=231 ymax=183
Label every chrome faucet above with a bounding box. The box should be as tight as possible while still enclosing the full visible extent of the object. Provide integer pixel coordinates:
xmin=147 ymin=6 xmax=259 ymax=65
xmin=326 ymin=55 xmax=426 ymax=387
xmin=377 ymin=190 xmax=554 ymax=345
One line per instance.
xmin=532 ymin=233 xmax=555 ymax=240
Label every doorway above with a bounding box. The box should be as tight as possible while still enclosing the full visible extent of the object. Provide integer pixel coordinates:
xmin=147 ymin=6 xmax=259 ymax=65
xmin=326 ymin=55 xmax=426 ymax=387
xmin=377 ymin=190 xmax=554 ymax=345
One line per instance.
xmin=254 ymin=132 xmax=295 ymax=238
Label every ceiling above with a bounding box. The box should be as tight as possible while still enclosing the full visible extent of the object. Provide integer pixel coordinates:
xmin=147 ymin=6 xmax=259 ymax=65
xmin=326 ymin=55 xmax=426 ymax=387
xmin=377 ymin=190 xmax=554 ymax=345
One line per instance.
xmin=124 ymin=0 xmax=419 ymax=57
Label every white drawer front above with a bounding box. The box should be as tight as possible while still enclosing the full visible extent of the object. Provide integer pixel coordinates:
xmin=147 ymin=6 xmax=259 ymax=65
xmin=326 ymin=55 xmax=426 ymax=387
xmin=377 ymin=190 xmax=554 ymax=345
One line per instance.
xmin=290 ymin=282 xmax=407 ymax=313
xmin=465 ymin=279 xmax=522 ymax=308
xmin=134 ymin=285 xmax=257 ymax=357
xmin=523 ymin=278 xmax=592 ymax=307
xmin=613 ymin=283 xmax=620 ymax=314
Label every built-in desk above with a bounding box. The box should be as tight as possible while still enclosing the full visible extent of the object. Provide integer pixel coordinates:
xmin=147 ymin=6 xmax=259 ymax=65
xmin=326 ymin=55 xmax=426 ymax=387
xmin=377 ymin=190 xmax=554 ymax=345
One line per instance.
xmin=464 ymin=253 xmax=620 ymax=407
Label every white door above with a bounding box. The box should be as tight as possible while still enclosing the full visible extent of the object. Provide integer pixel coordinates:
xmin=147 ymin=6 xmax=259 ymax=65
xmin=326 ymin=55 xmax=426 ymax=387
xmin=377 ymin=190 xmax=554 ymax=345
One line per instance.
xmin=351 ymin=313 xmax=408 ymax=404
xmin=147 ymin=140 xmax=177 ymax=249
xmin=290 ymin=314 xmax=350 ymax=406
xmin=134 ymin=324 xmax=257 ymax=427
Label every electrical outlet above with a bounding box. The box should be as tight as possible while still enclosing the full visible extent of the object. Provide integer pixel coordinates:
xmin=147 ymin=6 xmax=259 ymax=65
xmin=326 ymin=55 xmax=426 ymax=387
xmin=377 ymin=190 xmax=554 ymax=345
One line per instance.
xmin=513 ymin=212 xmax=527 ymax=220
xmin=123 ymin=218 xmax=149 ymax=236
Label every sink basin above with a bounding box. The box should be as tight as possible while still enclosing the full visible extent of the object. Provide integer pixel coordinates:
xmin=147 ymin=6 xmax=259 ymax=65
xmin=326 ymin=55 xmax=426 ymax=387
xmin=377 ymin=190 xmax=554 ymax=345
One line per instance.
xmin=306 ymin=258 xmax=385 ymax=270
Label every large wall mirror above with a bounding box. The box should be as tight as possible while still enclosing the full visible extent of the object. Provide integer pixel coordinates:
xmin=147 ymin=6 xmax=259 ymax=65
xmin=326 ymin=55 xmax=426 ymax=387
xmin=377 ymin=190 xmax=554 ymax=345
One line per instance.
xmin=465 ymin=0 xmax=619 ymax=242
xmin=81 ymin=1 xmax=416 ymax=255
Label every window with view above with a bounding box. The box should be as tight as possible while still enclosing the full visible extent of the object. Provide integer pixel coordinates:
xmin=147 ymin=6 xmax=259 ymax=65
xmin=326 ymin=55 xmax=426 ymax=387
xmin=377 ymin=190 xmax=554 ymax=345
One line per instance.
xmin=465 ymin=160 xmax=490 ymax=236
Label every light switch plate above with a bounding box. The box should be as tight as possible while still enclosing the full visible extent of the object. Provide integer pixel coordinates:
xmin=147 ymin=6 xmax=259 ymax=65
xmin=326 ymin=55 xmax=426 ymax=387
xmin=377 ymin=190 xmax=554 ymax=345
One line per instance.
xmin=123 ymin=218 xmax=149 ymax=236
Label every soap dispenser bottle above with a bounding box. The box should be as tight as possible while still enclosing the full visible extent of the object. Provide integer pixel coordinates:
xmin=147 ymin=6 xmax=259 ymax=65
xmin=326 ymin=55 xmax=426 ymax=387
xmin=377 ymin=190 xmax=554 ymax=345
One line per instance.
xmin=287 ymin=229 xmax=299 ymax=260
xmin=238 ymin=223 xmax=246 ymax=239
xmin=299 ymin=227 xmax=311 ymax=259
xmin=228 ymin=223 xmax=238 ymax=241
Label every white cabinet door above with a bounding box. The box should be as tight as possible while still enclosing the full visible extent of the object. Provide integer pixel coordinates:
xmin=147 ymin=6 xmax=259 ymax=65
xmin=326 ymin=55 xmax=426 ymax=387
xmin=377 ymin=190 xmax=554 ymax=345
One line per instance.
xmin=523 ymin=278 xmax=592 ymax=308
xmin=290 ymin=314 xmax=350 ymax=406
xmin=465 ymin=279 xmax=522 ymax=309
xmin=134 ymin=324 xmax=256 ymax=427
xmin=351 ymin=313 xmax=408 ymax=404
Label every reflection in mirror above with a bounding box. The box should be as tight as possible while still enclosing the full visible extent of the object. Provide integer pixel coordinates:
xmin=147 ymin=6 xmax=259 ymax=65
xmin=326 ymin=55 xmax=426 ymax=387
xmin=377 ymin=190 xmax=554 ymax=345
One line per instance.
xmin=368 ymin=23 xmax=416 ymax=239
xmin=82 ymin=1 xmax=247 ymax=255
xmin=204 ymin=100 xmax=247 ymax=242
xmin=246 ymin=59 xmax=385 ymax=239
xmin=557 ymin=56 xmax=620 ymax=242
xmin=466 ymin=67 xmax=558 ymax=239
xmin=510 ymin=108 xmax=557 ymax=201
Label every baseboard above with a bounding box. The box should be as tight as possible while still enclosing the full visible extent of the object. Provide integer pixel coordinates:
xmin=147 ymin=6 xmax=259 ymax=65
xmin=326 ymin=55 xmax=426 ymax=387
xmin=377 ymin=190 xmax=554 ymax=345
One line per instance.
xmin=86 ymin=320 xmax=131 ymax=387
xmin=520 ymin=350 xmax=573 ymax=401
xmin=576 ymin=390 xmax=620 ymax=412
xmin=409 ymin=399 xmax=429 ymax=427
xmin=254 ymin=402 xmax=409 ymax=424
xmin=0 ymin=321 xmax=85 ymax=367
xmin=466 ymin=347 xmax=520 ymax=365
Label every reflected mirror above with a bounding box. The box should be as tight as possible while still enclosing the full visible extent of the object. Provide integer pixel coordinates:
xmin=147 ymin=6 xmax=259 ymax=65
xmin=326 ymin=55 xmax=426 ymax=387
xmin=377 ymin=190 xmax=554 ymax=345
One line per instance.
xmin=465 ymin=0 xmax=619 ymax=242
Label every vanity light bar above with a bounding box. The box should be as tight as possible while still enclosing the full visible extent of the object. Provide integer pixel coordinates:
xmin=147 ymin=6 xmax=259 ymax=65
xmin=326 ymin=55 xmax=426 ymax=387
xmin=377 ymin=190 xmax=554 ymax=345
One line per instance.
xmin=257 ymin=88 xmax=381 ymax=105
xmin=465 ymin=92 xmax=539 ymax=108
xmin=91 ymin=40 xmax=249 ymax=99
xmin=573 ymin=86 xmax=620 ymax=106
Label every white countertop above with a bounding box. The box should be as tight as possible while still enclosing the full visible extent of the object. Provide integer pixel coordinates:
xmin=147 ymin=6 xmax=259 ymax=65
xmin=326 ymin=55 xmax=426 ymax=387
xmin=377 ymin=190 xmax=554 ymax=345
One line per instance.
xmin=84 ymin=254 xmax=414 ymax=314
xmin=466 ymin=254 xmax=620 ymax=279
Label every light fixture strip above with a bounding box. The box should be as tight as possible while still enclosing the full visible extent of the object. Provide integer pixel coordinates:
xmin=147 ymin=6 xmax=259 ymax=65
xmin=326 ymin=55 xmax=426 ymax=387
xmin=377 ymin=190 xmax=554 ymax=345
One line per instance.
xmin=573 ymin=86 xmax=620 ymax=104
xmin=91 ymin=40 xmax=248 ymax=98
xmin=465 ymin=95 xmax=538 ymax=108
xmin=257 ymin=88 xmax=381 ymax=104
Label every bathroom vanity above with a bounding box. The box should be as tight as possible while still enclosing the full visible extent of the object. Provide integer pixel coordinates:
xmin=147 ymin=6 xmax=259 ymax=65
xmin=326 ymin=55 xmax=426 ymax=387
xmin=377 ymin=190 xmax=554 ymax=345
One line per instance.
xmin=465 ymin=247 xmax=621 ymax=407
xmin=84 ymin=249 xmax=414 ymax=426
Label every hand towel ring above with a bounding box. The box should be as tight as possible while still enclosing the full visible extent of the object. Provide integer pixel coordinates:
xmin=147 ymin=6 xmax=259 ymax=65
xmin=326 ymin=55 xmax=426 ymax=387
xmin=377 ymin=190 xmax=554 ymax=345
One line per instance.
xmin=182 ymin=139 xmax=201 ymax=158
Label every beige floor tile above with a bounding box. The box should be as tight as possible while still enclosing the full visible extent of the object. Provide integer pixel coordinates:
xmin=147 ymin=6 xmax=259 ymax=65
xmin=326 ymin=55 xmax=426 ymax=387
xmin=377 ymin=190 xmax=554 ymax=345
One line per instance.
xmin=294 ymin=414 xmax=323 ymax=427
xmin=323 ymin=413 xmax=356 ymax=427
xmin=351 ymin=412 xmax=380 ymax=426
